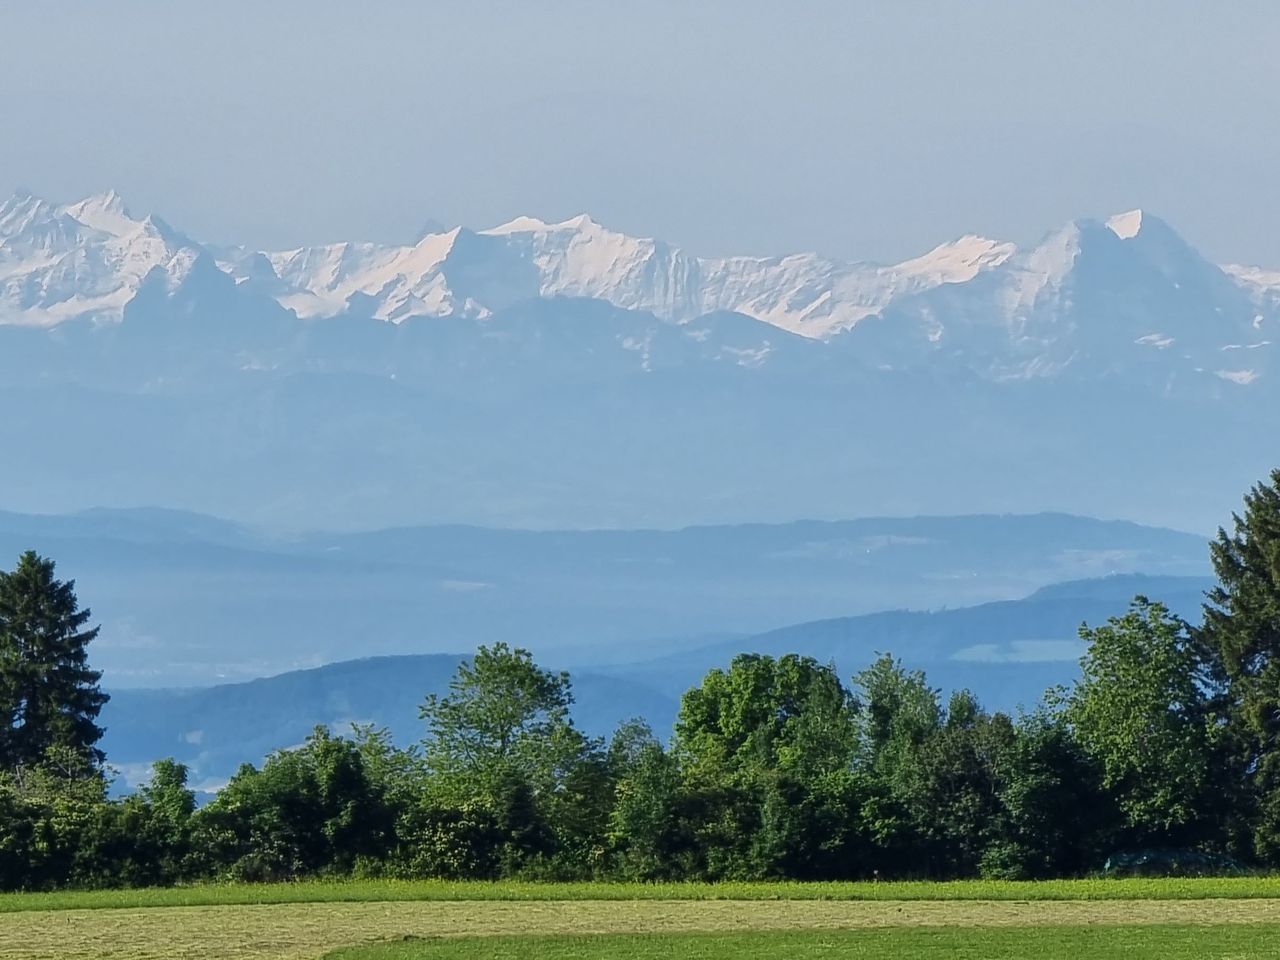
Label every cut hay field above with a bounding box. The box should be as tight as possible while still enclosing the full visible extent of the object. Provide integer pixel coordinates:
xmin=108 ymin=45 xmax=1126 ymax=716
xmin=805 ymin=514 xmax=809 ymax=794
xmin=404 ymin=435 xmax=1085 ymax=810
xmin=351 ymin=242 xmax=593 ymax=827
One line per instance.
xmin=2 ymin=883 xmax=1280 ymax=960
xmin=324 ymin=926 xmax=1280 ymax=960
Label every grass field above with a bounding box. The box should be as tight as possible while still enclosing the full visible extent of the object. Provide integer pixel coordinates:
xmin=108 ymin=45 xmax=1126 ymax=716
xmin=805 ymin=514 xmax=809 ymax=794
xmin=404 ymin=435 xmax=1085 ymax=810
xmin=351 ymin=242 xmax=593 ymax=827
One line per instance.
xmin=3 ymin=892 xmax=1280 ymax=960
xmin=6 ymin=876 xmax=1280 ymax=913
xmin=323 ymin=926 xmax=1280 ymax=960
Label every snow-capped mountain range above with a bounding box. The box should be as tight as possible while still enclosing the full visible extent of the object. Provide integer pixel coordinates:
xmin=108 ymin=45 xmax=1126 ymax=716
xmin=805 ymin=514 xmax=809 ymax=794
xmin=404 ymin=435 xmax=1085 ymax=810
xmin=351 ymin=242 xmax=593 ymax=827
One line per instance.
xmin=2 ymin=189 xmax=1276 ymax=386
xmin=0 ymin=190 xmax=204 ymax=326
xmin=1 ymin=188 xmax=1276 ymax=534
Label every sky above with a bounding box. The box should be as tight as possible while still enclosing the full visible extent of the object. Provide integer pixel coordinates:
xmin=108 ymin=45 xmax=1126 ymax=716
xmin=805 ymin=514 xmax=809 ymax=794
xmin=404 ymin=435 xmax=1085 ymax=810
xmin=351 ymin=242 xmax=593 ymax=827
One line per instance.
xmin=3 ymin=2 xmax=1279 ymax=265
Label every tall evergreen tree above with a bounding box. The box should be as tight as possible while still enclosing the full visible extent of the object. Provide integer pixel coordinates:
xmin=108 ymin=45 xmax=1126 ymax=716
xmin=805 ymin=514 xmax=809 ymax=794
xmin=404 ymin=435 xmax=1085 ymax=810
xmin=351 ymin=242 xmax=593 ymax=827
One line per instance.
xmin=0 ymin=552 xmax=108 ymax=771
xmin=1201 ymin=468 xmax=1280 ymax=858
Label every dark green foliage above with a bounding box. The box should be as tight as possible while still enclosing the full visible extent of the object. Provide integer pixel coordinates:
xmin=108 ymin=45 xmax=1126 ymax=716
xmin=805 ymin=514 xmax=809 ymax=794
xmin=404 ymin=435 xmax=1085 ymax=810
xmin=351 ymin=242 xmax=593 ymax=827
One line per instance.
xmin=1102 ymin=848 xmax=1244 ymax=877
xmin=1201 ymin=469 xmax=1280 ymax=859
xmin=904 ymin=699 xmax=1016 ymax=877
xmin=71 ymin=759 xmax=197 ymax=888
xmin=421 ymin=643 xmax=576 ymax=792
xmin=0 ymin=745 xmax=108 ymax=889
xmin=848 ymin=655 xmax=942 ymax=874
xmin=605 ymin=721 xmax=689 ymax=879
xmin=418 ymin=643 xmax=605 ymax=878
xmin=0 ymin=785 xmax=38 ymax=890
xmin=673 ymin=654 xmax=863 ymax=879
xmin=194 ymin=727 xmax=392 ymax=882
xmin=0 ymin=552 xmax=107 ymax=770
xmin=984 ymin=712 xmax=1108 ymax=878
xmin=1064 ymin=599 xmax=1223 ymax=847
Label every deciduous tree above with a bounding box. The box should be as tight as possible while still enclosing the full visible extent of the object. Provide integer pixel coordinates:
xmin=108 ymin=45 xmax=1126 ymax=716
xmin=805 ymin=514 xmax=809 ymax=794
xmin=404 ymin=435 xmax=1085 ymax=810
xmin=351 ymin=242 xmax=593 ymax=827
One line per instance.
xmin=1065 ymin=598 xmax=1221 ymax=846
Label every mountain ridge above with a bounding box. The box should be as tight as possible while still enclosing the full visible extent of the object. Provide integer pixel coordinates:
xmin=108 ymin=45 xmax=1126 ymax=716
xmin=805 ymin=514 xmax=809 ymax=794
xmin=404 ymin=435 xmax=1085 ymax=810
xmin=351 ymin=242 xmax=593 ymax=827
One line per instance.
xmin=2 ymin=191 xmax=1276 ymax=389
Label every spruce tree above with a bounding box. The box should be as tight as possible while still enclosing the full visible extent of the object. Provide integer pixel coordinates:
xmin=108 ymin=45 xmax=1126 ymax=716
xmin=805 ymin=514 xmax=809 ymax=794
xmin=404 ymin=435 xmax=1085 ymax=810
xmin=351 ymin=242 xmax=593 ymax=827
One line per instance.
xmin=0 ymin=551 xmax=108 ymax=771
xmin=1201 ymin=468 xmax=1280 ymax=859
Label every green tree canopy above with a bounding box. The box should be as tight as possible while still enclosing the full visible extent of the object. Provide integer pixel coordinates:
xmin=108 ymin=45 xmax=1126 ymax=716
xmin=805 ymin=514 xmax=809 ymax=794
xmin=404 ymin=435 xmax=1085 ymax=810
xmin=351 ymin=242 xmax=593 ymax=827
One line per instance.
xmin=847 ymin=655 xmax=943 ymax=873
xmin=419 ymin=644 xmax=605 ymax=877
xmin=605 ymin=720 xmax=686 ymax=880
xmin=901 ymin=696 xmax=1016 ymax=877
xmin=196 ymin=726 xmax=390 ymax=881
xmin=1065 ymin=598 xmax=1221 ymax=846
xmin=851 ymin=654 xmax=942 ymax=770
xmin=988 ymin=711 xmax=1108 ymax=879
xmin=673 ymin=654 xmax=862 ymax=879
xmin=420 ymin=643 xmax=587 ymax=797
xmin=675 ymin=653 xmax=857 ymax=779
xmin=0 ymin=551 xmax=107 ymax=771
xmin=1201 ymin=468 xmax=1280 ymax=857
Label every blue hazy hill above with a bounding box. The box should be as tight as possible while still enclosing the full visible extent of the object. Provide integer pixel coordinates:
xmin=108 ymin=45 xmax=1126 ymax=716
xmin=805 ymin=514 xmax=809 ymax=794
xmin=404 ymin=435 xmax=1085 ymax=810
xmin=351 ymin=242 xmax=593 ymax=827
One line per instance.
xmin=0 ymin=508 xmax=1208 ymax=686
xmin=97 ymin=572 xmax=1212 ymax=789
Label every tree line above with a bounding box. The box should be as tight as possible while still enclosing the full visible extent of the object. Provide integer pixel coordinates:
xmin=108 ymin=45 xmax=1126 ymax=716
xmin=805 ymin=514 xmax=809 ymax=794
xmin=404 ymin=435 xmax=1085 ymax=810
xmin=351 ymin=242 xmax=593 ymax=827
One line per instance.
xmin=2 ymin=470 xmax=1280 ymax=889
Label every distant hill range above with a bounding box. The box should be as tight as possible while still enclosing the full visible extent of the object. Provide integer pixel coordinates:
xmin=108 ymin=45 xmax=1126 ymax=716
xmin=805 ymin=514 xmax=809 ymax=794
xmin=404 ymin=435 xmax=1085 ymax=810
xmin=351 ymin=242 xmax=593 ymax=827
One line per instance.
xmin=99 ymin=572 xmax=1213 ymax=791
xmin=0 ymin=507 xmax=1208 ymax=687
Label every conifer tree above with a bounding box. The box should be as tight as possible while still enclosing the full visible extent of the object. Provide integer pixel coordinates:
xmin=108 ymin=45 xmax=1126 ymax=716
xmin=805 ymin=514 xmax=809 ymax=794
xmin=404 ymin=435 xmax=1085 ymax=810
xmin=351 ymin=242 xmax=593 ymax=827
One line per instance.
xmin=0 ymin=551 xmax=108 ymax=771
xmin=1201 ymin=469 xmax=1280 ymax=858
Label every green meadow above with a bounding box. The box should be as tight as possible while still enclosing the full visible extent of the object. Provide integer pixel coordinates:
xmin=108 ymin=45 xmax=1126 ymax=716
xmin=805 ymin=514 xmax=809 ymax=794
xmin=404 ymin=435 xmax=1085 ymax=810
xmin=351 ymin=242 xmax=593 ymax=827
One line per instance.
xmin=5 ymin=876 xmax=1280 ymax=913
xmin=325 ymin=926 xmax=1280 ymax=960
xmin=2 ymin=880 xmax=1279 ymax=960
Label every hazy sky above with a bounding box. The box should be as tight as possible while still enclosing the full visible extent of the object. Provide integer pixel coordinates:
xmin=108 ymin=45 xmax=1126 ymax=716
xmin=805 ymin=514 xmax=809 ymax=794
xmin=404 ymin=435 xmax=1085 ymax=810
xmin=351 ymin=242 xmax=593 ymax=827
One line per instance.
xmin=4 ymin=2 xmax=1279 ymax=264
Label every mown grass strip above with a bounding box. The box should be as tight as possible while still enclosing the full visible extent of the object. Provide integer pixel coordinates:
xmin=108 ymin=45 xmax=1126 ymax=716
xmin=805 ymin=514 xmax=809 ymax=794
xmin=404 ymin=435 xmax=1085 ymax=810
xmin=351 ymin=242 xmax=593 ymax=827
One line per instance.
xmin=5 ymin=899 xmax=1280 ymax=960
xmin=323 ymin=925 xmax=1280 ymax=960
xmin=5 ymin=876 xmax=1280 ymax=913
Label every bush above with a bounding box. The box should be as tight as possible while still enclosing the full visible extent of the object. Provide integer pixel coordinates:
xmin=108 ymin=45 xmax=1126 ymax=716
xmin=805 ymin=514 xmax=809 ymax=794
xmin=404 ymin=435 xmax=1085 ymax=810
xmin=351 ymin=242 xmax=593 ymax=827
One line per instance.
xmin=1102 ymin=849 xmax=1244 ymax=878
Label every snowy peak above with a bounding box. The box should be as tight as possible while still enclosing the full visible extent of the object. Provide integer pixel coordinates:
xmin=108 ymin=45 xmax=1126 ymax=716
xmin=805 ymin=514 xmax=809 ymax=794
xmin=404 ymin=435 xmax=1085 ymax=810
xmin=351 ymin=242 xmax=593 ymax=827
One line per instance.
xmin=64 ymin=189 xmax=135 ymax=236
xmin=1106 ymin=208 xmax=1193 ymax=259
xmin=1106 ymin=208 xmax=1146 ymax=240
xmin=262 ymin=224 xmax=533 ymax=323
xmin=0 ymin=190 xmax=214 ymax=326
xmin=482 ymin=213 xmax=602 ymax=236
xmin=896 ymin=234 xmax=1017 ymax=284
xmin=485 ymin=214 xmax=563 ymax=235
